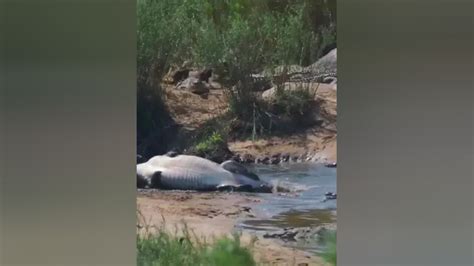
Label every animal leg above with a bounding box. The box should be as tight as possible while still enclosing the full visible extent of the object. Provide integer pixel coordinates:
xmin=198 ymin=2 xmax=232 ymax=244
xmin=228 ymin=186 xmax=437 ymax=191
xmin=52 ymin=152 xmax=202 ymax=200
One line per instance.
xmin=149 ymin=171 xmax=162 ymax=188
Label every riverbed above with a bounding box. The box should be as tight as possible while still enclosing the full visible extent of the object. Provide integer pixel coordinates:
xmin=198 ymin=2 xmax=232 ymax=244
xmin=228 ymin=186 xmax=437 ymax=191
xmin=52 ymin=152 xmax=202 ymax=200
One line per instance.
xmin=238 ymin=163 xmax=337 ymax=253
xmin=137 ymin=162 xmax=336 ymax=265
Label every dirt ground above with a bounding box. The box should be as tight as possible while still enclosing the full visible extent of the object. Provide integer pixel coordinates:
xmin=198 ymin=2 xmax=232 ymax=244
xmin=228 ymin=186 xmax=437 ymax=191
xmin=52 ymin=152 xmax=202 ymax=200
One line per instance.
xmin=137 ymin=190 xmax=329 ymax=266
xmin=164 ymin=82 xmax=337 ymax=163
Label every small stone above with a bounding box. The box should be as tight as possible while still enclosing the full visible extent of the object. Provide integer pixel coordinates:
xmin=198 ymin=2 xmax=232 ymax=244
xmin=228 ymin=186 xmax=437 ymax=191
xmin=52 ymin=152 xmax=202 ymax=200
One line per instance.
xmin=271 ymin=153 xmax=281 ymax=158
xmin=242 ymin=153 xmax=255 ymax=164
xmin=270 ymin=157 xmax=280 ymax=165
xmin=232 ymin=154 xmax=242 ymax=163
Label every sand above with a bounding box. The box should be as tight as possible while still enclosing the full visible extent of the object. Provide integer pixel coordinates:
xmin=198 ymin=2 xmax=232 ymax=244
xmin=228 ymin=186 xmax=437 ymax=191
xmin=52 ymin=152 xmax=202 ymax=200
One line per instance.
xmin=137 ymin=190 xmax=329 ymax=266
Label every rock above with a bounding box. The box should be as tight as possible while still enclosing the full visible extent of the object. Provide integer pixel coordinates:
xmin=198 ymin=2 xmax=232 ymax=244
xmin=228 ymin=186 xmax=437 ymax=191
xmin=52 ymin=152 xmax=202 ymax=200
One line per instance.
xmin=187 ymin=70 xmax=200 ymax=79
xmin=176 ymin=77 xmax=210 ymax=96
xmin=270 ymin=153 xmax=281 ymax=164
xmin=186 ymin=68 xmax=213 ymax=82
xmin=208 ymin=80 xmax=222 ymax=90
xmin=298 ymin=153 xmax=307 ymax=162
xmin=171 ymin=69 xmax=190 ymax=84
xmin=270 ymin=158 xmax=279 ymax=164
xmin=261 ymin=156 xmax=270 ymax=164
xmin=204 ymin=147 xmax=234 ymax=164
xmin=198 ymin=68 xmax=213 ymax=82
xmin=241 ymin=153 xmax=255 ymax=164
xmin=162 ymin=65 xmax=191 ymax=84
xmin=231 ymin=154 xmax=242 ymax=163
xmin=186 ymin=142 xmax=234 ymax=164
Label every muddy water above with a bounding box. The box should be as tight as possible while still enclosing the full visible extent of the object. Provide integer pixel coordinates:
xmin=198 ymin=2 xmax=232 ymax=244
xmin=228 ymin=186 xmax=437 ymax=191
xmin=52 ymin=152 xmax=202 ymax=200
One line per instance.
xmin=237 ymin=163 xmax=337 ymax=252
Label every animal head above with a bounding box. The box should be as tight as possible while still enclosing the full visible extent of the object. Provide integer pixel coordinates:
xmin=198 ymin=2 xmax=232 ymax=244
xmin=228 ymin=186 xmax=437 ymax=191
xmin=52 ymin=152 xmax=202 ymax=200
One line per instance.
xmin=220 ymin=160 xmax=273 ymax=193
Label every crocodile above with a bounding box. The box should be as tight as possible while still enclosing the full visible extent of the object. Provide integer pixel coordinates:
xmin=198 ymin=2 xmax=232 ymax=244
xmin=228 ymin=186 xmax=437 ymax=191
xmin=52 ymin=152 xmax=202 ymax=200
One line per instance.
xmin=251 ymin=48 xmax=337 ymax=88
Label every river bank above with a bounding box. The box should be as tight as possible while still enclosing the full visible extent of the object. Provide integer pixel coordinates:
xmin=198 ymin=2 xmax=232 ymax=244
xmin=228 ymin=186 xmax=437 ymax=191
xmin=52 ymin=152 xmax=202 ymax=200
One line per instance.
xmin=156 ymin=79 xmax=337 ymax=164
xmin=136 ymin=66 xmax=337 ymax=265
xmin=137 ymin=190 xmax=333 ymax=266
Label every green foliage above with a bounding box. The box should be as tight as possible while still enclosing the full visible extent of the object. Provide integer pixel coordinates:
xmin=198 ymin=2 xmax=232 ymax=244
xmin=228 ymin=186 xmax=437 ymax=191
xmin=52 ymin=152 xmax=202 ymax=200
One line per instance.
xmin=137 ymin=228 xmax=255 ymax=266
xmin=195 ymin=132 xmax=225 ymax=154
xmin=319 ymin=230 xmax=337 ymax=266
xmin=137 ymin=0 xmax=201 ymax=81
xmin=272 ymin=85 xmax=315 ymax=120
xmin=137 ymin=0 xmax=336 ymax=142
xmin=204 ymin=235 xmax=256 ymax=266
xmin=138 ymin=0 xmax=336 ymax=82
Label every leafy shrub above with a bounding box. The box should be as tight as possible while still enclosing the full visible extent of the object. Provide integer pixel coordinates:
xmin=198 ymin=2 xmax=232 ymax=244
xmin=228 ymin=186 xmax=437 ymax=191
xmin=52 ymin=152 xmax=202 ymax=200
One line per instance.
xmin=272 ymin=84 xmax=315 ymax=120
xmin=195 ymin=132 xmax=225 ymax=155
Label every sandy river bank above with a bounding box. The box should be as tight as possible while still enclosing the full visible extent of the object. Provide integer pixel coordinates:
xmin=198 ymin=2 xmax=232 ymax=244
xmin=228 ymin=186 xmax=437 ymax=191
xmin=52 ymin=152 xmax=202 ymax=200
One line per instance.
xmin=137 ymin=190 xmax=331 ymax=266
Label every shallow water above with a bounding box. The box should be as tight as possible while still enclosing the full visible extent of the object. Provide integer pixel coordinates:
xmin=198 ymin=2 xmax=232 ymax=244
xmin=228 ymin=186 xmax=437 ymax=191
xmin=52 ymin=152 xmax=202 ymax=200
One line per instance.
xmin=236 ymin=163 xmax=337 ymax=253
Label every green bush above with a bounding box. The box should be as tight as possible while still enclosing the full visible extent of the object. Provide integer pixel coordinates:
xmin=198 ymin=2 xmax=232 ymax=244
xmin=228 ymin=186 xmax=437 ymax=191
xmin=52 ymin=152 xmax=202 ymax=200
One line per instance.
xmin=204 ymin=235 xmax=256 ymax=266
xmin=137 ymin=228 xmax=256 ymax=266
xmin=137 ymin=0 xmax=336 ymax=142
xmin=272 ymin=84 xmax=315 ymax=120
xmin=319 ymin=230 xmax=337 ymax=266
xmin=195 ymin=132 xmax=225 ymax=155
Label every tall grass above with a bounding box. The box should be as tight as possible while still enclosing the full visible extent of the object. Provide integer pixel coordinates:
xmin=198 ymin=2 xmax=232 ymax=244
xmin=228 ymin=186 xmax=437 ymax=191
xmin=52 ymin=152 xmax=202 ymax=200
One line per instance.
xmin=319 ymin=230 xmax=337 ymax=266
xmin=137 ymin=0 xmax=336 ymax=146
xmin=137 ymin=228 xmax=256 ymax=266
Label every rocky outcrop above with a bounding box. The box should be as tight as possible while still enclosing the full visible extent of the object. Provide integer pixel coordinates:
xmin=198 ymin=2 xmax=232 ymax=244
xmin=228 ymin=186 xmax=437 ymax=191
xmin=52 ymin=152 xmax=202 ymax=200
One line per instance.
xmin=176 ymin=76 xmax=210 ymax=96
xmin=165 ymin=66 xmax=223 ymax=96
